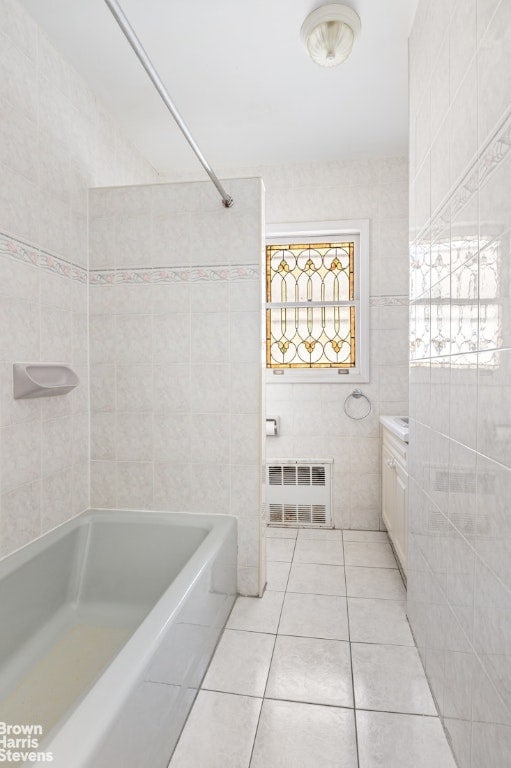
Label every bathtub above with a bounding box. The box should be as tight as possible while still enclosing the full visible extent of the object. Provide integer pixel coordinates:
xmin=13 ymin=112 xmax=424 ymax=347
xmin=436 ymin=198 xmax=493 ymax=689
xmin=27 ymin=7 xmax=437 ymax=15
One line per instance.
xmin=0 ymin=509 xmax=237 ymax=768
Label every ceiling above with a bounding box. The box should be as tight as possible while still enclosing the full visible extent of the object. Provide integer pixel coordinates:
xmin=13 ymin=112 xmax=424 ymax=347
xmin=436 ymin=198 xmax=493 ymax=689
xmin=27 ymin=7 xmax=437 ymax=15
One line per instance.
xmin=20 ymin=0 xmax=418 ymax=175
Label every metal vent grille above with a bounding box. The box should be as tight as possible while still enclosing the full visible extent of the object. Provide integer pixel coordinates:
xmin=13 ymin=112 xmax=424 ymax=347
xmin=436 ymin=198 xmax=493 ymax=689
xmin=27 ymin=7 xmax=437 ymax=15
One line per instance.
xmin=269 ymin=503 xmax=327 ymax=525
xmin=266 ymin=459 xmax=333 ymax=528
xmin=269 ymin=464 xmax=326 ymax=487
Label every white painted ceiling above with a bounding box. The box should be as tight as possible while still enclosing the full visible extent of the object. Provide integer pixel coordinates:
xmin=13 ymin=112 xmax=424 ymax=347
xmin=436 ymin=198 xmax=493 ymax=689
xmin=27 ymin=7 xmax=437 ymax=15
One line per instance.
xmin=20 ymin=0 xmax=417 ymax=175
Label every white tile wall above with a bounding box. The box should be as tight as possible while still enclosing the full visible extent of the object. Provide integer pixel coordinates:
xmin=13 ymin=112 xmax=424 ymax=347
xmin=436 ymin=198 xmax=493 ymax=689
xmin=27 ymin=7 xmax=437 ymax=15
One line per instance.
xmin=89 ymin=177 xmax=264 ymax=596
xmin=409 ymin=1 xmax=511 ymax=766
xmin=0 ymin=239 xmax=90 ymax=556
xmin=257 ymin=157 xmax=409 ymax=530
xmin=0 ymin=0 xmax=157 ymax=558
xmin=162 ymin=157 xmax=408 ymax=531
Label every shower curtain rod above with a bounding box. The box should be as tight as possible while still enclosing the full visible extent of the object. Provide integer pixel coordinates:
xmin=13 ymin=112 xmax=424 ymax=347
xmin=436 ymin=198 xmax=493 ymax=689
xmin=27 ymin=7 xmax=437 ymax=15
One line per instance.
xmin=103 ymin=0 xmax=234 ymax=208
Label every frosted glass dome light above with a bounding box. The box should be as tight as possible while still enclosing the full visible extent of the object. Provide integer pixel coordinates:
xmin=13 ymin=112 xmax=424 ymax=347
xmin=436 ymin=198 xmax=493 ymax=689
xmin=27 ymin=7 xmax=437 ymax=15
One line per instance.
xmin=300 ymin=4 xmax=361 ymax=67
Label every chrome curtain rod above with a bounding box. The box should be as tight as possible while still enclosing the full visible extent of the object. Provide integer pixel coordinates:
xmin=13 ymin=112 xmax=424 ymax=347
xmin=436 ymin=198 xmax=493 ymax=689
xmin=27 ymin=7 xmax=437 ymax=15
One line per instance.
xmin=103 ymin=0 xmax=234 ymax=208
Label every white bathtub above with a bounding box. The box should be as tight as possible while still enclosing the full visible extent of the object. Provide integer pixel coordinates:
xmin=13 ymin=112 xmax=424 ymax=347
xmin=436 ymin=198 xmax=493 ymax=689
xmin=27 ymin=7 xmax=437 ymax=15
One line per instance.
xmin=0 ymin=509 xmax=237 ymax=767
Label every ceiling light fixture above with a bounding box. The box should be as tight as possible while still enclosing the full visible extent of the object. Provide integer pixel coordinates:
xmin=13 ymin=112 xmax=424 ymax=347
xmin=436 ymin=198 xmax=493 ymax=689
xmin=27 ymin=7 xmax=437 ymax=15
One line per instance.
xmin=301 ymin=4 xmax=361 ymax=67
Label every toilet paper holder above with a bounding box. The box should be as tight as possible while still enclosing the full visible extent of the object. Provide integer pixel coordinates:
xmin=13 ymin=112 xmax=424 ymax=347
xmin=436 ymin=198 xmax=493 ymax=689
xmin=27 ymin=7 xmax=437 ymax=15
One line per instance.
xmin=266 ymin=417 xmax=279 ymax=436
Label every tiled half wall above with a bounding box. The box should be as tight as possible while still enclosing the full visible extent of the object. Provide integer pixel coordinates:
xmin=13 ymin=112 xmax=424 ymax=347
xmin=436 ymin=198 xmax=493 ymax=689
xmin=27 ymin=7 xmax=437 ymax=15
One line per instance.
xmin=89 ymin=177 xmax=265 ymax=596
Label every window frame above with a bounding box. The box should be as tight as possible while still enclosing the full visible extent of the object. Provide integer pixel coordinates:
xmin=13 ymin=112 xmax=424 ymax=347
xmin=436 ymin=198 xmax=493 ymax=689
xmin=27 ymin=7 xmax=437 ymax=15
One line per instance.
xmin=265 ymin=220 xmax=370 ymax=384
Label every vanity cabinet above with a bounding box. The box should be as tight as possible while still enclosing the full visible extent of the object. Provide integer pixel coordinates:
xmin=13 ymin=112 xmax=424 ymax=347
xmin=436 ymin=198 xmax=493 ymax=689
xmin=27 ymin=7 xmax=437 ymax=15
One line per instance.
xmin=381 ymin=426 xmax=408 ymax=575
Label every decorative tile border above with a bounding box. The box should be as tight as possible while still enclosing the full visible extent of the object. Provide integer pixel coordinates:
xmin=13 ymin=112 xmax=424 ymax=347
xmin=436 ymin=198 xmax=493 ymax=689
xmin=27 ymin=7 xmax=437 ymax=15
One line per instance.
xmin=89 ymin=264 xmax=260 ymax=285
xmin=0 ymin=232 xmax=87 ymax=283
xmin=479 ymin=109 xmax=511 ymax=188
xmin=414 ymin=106 xmax=511 ymax=248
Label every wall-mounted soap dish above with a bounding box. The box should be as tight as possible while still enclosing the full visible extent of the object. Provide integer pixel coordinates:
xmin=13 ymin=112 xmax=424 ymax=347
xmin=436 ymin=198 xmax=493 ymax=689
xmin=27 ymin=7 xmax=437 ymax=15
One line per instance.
xmin=13 ymin=363 xmax=79 ymax=399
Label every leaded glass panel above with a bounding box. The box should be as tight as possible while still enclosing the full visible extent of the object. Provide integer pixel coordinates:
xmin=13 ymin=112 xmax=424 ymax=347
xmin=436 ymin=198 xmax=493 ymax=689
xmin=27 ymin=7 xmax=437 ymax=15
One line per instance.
xmin=266 ymin=242 xmax=356 ymax=369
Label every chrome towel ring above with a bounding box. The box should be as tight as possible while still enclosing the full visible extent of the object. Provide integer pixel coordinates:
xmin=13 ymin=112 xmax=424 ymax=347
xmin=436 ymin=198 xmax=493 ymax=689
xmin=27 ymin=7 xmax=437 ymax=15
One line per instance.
xmin=343 ymin=388 xmax=371 ymax=420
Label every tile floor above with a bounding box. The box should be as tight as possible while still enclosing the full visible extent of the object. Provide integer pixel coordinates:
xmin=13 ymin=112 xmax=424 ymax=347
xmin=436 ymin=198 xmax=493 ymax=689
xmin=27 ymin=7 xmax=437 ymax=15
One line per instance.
xmin=169 ymin=528 xmax=456 ymax=768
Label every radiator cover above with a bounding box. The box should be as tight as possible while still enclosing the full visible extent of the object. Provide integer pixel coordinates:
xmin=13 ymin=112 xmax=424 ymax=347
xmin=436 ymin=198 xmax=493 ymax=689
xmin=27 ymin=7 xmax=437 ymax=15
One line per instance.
xmin=266 ymin=459 xmax=333 ymax=528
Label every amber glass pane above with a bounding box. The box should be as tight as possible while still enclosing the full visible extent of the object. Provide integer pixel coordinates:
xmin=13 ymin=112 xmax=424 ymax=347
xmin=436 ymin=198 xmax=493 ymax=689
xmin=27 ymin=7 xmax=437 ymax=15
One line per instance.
xmin=266 ymin=242 xmax=356 ymax=369
xmin=266 ymin=305 xmax=355 ymax=368
xmin=267 ymin=242 xmax=354 ymax=304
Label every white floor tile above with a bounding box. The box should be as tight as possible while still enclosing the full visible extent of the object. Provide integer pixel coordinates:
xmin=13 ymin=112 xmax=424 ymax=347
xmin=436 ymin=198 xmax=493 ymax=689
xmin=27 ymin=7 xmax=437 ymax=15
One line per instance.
xmin=356 ymin=710 xmax=457 ymax=768
xmin=278 ymin=592 xmax=349 ymax=640
xmin=344 ymin=541 xmax=397 ymax=568
xmin=202 ymin=630 xmax=275 ymax=697
xmin=251 ymin=699 xmax=358 ymax=768
xmin=266 ymin=527 xmax=298 ymax=539
xmin=169 ymin=690 xmax=261 ymax=768
xmin=266 ymin=561 xmax=291 ymax=591
xmin=266 ymin=537 xmax=295 ymax=562
xmin=173 ymin=515 xmax=450 ymax=768
xmin=227 ymin=591 xmax=285 ymax=634
xmin=351 ymin=642 xmax=437 ymax=715
xmin=293 ymin=538 xmax=344 ymax=566
xmin=345 ymin=566 xmax=405 ymax=600
xmin=297 ymin=528 xmax=344 ymax=541
xmin=343 ymin=530 xmax=389 ymax=543
xmin=287 ymin=562 xmax=346 ymax=596
xmin=347 ymin=598 xmax=414 ymax=646
xmin=265 ymin=635 xmax=353 ymax=708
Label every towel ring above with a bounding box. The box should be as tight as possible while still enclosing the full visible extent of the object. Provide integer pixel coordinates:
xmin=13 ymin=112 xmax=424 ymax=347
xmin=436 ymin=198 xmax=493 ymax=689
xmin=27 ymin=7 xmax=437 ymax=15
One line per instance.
xmin=343 ymin=388 xmax=371 ymax=420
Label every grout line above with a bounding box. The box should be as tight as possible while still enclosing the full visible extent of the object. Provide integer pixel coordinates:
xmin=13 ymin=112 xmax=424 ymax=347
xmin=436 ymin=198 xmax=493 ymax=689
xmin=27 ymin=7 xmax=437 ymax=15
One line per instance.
xmin=349 ymin=639 xmax=421 ymax=651
xmin=227 ymin=626 xmax=366 ymax=640
xmin=278 ymin=587 xmax=347 ymax=597
xmin=276 ymin=632 xmax=349 ymax=643
xmin=246 ymin=532 xmax=297 ymax=767
xmin=344 ymin=563 xmax=399 ymax=570
xmin=179 ymin=687 xmax=444 ymax=720
xmin=222 ymin=627 xmax=277 ymax=638
xmin=295 ymin=560 xmax=346 ymax=566
xmin=200 ymin=687 xmax=265 ymax=702
xmin=343 ymin=531 xmax=360 ymax=768
xmin=353 ymin=706 xmax=441 ymax=719
xmin=260 ymin=695 xmax=356 ymax=711
xmin=347 ymin=594 xmax=406 ymax=603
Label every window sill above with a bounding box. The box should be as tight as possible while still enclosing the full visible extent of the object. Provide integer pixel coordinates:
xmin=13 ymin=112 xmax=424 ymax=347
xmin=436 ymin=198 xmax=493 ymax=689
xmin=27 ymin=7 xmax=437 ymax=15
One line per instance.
xmin=265 ymin=368 xmax=370 ymax=384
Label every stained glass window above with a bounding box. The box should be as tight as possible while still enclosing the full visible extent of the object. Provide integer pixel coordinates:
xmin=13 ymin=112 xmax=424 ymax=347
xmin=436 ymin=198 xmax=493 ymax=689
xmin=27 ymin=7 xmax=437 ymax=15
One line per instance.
xmin=266 ymin=242 xmax=357 ymax=368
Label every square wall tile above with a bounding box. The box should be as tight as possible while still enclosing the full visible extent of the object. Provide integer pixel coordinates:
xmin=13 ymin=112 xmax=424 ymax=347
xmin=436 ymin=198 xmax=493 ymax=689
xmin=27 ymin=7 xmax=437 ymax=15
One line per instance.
xmin=0 ymin=480 xmax=41 ymax=556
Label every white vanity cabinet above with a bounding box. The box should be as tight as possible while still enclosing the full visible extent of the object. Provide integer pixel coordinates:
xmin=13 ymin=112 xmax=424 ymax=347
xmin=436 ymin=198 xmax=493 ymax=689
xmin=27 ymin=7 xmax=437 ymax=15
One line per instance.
xmin=381 ymin=424 xmax=408 ymax=575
